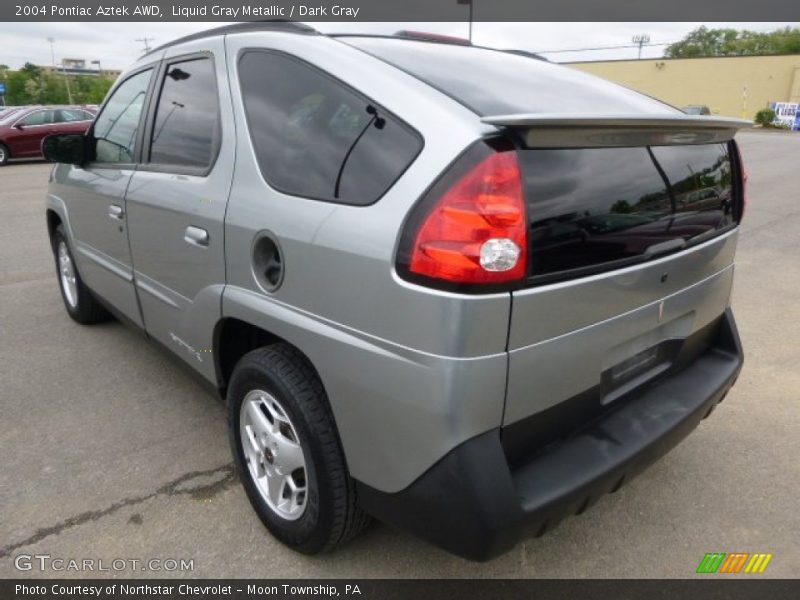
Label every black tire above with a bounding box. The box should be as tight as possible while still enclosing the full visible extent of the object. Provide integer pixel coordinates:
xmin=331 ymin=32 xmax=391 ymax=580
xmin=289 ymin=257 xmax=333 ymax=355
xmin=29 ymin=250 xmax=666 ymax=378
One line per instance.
xmin=228 ymin=343 xmax=370 ymax=554
xmin=52 ymin=225 xmax=111 ymax=324
xmin=0 ymin=143 xmax=9 ymax=166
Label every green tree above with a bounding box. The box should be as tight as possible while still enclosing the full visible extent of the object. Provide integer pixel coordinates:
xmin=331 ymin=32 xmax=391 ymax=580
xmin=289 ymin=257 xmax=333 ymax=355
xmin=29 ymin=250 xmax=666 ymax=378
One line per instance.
xmin=610 ymin=200 xmax=632 ymax=214
xmin=1 ymin=66 xmax=113 ymax=105
xmin=666 ymin=26 xmax=800 ymax=58
xmin=23 ymin=78 xmax=43 ymax=103
xmin=19 ymin=62 xmax=42 ymax=77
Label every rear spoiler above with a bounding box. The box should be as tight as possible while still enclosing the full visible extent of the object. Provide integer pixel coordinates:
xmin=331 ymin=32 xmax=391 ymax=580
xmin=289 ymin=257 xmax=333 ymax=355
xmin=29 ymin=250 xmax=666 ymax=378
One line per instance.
xmin=480 ymin=113 xmax=752 ymax=148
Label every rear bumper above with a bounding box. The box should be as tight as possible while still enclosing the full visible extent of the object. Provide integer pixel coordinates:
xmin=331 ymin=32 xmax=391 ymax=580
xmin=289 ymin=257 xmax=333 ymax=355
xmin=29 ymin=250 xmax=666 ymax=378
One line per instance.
xmin=356 ymin=308 xmax=743 ymax=561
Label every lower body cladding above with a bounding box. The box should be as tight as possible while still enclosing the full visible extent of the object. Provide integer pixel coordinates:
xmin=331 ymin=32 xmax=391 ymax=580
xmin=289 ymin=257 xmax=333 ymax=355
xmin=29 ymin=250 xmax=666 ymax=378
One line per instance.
xmin=357 ymin=296 xmax=743 ymax=561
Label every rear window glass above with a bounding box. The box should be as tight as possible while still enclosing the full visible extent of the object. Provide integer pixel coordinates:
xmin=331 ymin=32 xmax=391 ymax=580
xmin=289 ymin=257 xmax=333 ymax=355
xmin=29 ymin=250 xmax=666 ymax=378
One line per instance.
xmin=518 ymin=143 xmax=736 ymax=280
xmin=344 ymin=37 xmax=675 ymax=117
xmin=238 ymin=50 xmax=422 ymax=205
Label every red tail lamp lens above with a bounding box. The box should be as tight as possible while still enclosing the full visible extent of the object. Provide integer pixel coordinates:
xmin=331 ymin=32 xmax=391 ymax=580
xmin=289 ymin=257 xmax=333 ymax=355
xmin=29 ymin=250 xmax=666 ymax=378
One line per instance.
xmin=407 ymin=149 xmax=527 ymax=285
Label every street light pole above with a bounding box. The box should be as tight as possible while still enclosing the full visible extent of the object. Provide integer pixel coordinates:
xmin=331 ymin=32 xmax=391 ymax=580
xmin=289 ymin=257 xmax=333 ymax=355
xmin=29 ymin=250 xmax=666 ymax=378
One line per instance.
xmin=47 ymin=37 xmax=73 ymax=104
xmin=46 ymin=37 xmax=56 ymax=67
xmin=60 ymin=62 xmax=73 ymax=104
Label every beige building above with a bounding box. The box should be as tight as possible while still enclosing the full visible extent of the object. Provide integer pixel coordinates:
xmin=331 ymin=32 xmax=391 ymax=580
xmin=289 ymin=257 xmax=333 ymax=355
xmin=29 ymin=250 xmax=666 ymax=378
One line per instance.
xmin=568 ymin=54 xmax=800 ymax=120
xmin=40 ymin=58 xmax=121 ymax=80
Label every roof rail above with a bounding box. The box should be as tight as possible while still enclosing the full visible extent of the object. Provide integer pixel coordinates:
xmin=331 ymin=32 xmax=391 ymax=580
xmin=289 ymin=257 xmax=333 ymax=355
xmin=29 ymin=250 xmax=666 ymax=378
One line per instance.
xmin=392 ymin=30 xmax=472 ymax=45
xmin=145 ymin=21 xmax=317 ymax=56
xmin=503 ymin=49 xmax=549 ymax=62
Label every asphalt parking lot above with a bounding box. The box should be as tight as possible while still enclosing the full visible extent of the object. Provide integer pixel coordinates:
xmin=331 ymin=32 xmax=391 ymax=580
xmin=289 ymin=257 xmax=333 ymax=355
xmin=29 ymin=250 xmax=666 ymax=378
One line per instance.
xmin=1 ymin=130 xmax=798 ymax=578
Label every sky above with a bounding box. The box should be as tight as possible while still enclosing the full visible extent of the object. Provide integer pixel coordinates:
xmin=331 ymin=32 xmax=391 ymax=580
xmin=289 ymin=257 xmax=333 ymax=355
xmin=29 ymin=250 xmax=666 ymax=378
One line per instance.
xmin=1 ymin=22 xmax=798 ymax=71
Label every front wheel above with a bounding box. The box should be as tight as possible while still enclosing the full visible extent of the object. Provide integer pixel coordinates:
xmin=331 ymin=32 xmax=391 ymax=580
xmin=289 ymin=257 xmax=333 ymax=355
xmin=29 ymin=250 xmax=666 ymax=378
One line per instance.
xmin=0 ymin=143 xmax=9 ymax=166
xmin=228 ymin=344 xmax=370 ymax=554
xmin=52 ymin=225 xmax=111 ymax=324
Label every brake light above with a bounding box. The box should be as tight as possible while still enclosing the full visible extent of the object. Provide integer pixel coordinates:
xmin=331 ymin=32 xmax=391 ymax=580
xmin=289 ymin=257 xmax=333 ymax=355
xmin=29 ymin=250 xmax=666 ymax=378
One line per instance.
xmin=402 ymin=145 xmax=527 ymax=287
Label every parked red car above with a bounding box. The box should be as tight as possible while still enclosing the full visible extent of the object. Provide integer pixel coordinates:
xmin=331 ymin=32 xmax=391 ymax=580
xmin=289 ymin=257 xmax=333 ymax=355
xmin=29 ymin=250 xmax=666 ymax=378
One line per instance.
xmin=0 ymin=106 xmax=96 ymax=166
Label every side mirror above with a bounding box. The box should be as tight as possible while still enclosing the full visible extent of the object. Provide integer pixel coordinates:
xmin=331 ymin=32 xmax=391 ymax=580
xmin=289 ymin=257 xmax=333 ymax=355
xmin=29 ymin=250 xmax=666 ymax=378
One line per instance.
xmin=42 ymin=134 xmax=87 ymax=166
xmin=13 ymin=123 xmax=25 ymax=130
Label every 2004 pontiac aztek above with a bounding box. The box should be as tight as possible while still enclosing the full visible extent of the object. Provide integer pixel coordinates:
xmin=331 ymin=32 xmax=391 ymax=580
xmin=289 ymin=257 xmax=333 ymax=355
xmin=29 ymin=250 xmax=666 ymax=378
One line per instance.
xmin=43 ymin=22 xmax=747 ymax=560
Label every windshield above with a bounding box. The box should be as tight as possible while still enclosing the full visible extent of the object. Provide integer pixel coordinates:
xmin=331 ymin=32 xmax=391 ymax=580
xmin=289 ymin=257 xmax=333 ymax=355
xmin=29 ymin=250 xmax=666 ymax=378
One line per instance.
xmin=0 ymin=108 xmax=23 ymax=123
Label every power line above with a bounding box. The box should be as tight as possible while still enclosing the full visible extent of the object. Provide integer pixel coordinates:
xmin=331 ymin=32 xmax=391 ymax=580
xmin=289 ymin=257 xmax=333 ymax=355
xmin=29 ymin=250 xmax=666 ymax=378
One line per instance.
xmin=532 ymin=26 xmax=800 ymax=56
xmin=135 ymin=37 xmax=155 ymax=53
xmin=533 ymin=41 xmax=677 ymax=54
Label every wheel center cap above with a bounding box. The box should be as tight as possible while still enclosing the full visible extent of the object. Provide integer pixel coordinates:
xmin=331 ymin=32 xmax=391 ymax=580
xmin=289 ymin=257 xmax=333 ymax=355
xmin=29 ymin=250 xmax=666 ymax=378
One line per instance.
xmin=264 ymin=448 xmax=274 ymax=464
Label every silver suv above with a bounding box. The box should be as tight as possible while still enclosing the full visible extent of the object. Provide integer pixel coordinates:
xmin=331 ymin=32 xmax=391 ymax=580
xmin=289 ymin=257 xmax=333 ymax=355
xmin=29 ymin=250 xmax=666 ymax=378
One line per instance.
xmin=43 ymin=23 xmax=747 ymax=561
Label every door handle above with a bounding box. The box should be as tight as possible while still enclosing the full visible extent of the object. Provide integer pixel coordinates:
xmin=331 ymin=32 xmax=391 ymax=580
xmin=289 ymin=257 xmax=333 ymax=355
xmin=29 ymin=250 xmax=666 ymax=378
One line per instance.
xmin=108 ymin=204 xmax=124 ymax=220
xmin=184 ymin=226 xmax=209 ymax=247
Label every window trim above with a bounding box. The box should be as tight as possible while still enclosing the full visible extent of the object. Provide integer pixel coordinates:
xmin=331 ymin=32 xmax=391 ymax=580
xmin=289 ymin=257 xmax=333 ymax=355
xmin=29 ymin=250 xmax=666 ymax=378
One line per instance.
xmin=237 ymin=47 xmax=424 ymax=207
xmin=84 ymin=63 xmax=159 ymax=170
xmin=138 ymin=51 xmax=222 ymax=178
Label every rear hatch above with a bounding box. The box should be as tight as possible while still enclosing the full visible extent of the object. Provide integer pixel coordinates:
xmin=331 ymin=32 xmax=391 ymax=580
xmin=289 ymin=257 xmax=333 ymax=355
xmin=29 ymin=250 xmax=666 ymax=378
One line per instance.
xmin=493 ymin=115 xmax=747 ymax=461
xmin=345 ymin=36 xmax=749 ymax=454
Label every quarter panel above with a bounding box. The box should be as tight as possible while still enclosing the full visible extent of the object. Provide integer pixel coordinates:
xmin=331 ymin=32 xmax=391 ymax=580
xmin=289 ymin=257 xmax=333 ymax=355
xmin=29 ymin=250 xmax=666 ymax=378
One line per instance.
xmin=221 ymin=32 xmax=514 ymax=490
xmin=223 ymin=32 xmax=510 ymax=357
xmin=222 ymin=287 xmax=508 ymax=492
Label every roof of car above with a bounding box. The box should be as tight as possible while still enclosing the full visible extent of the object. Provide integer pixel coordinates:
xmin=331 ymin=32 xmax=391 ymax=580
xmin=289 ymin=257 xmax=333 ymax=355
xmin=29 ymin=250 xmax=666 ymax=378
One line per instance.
xmin=144 ymin=22 xmax=499 ymax=57
xmin=145 ymin=21 xmax=317 ymax=56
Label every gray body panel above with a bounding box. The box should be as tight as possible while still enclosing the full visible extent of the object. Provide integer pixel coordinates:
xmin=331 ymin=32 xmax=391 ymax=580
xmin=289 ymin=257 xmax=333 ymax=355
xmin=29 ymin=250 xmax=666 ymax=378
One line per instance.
xmin=508 ymin=230 xmax=738 ymax=349
xmin=125 ymin=37 xmax=235 ymax=382
xmin=222 ymin=286 xmax=509 ymax=493
xmin=220 ymin=32 xmax=510 ymax=490
xmin=506 ymin=260 xmax=735 ymax=425
xmin=46 ymin=28 xmax=744 ymax=494
xmin=50 ymin=163 xmax=142 ymax=326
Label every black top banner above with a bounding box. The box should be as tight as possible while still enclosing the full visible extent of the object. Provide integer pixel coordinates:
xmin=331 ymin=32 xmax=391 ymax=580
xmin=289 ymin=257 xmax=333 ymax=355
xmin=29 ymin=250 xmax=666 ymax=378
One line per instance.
xmin=4 ymin=0 xmax=800 ymax=22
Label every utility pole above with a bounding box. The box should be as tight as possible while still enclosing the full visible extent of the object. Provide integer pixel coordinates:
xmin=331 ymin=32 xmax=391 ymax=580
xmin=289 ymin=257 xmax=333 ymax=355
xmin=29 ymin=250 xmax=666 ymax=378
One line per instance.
xmin=632 ymin=34 xmax=650 ymax=59
xmin=136 ymin=37 xmax=155 ymax=54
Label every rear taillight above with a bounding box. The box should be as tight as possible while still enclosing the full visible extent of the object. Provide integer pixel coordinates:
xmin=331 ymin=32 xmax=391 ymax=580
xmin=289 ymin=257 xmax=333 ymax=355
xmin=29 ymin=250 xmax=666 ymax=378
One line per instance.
xmin=397 ymin=141 xmax=527 ymax=290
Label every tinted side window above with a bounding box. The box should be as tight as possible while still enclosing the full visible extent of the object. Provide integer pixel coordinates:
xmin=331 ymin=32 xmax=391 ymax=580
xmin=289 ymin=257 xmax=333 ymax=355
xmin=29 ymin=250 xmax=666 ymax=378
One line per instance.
xmin=21 ymin=110 xmax=54 ymax=126
xmin=239 ymin=51 xmax=422 ymax=205
xmin=149 ymin=57 xmax=219 ymax=169
xmin=93 ymin=69 xmax=152 ymax=163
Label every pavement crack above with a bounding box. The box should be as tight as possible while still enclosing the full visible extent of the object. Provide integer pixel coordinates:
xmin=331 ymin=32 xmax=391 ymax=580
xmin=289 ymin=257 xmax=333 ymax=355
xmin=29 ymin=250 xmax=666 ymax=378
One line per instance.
xmin=0 ymin=464 xmax=236 ymax=558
